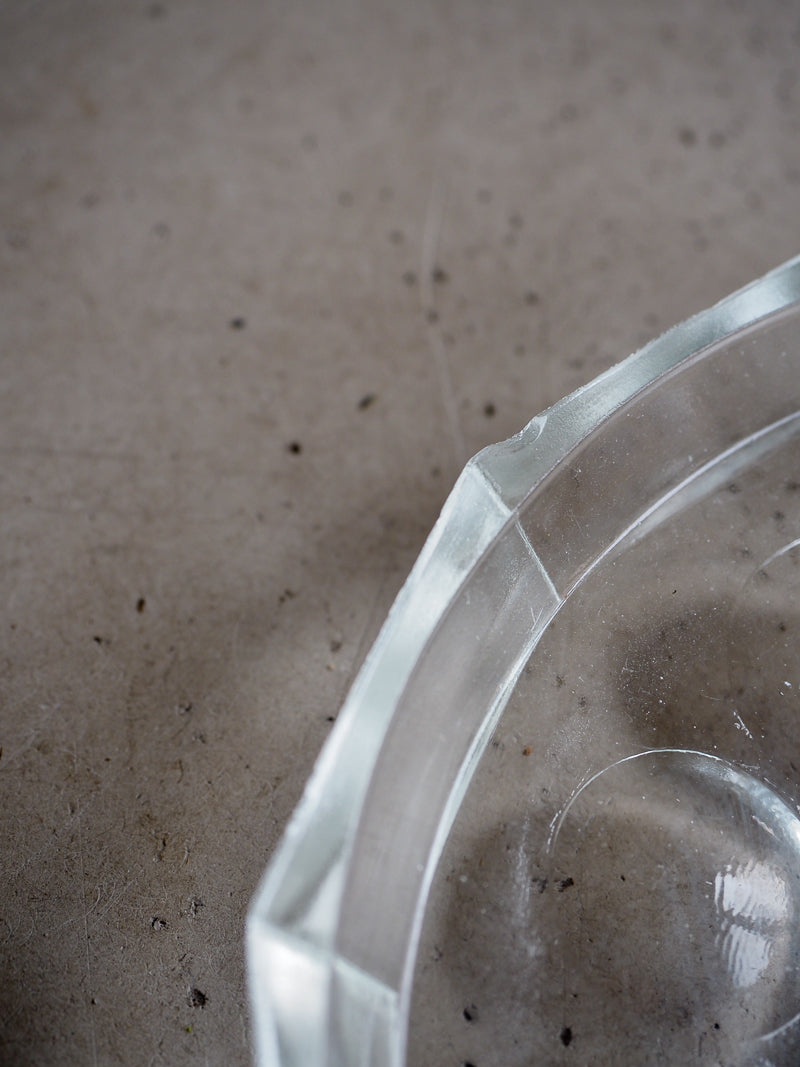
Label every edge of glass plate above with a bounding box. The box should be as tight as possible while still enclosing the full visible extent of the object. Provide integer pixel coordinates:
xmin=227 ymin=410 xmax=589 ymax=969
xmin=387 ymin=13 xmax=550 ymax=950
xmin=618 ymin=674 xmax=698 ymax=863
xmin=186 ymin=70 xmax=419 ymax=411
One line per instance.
xmin=246 ymin=253 xmax=800 ymax=1067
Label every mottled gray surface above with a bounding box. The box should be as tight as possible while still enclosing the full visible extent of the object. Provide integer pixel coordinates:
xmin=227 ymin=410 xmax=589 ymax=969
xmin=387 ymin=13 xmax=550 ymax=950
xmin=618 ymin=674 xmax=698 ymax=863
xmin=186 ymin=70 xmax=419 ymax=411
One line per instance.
xmin=1 ymin=0 xmax=799 ymax=1063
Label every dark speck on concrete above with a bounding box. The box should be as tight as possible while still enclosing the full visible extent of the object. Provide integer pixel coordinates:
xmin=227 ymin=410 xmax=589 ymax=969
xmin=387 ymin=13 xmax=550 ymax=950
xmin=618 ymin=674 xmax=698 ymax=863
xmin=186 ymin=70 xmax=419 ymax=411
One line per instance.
xmin=557 ymin=876 xmax=574 ymax=891
xmin=559 ymin=102 xmax=578 ymax=122
xmin=136 ymin=597 xmax=146 ymax=613
xmin=357 ymin=393 xmax=376 ymax=410
xmin=287 ymin=441 xmax=302 ymax=455
xmin=229 ymin=316 xmax=246 ymax=330
xmin=524 ymin=290 xmax=540 ymax=306
xmin=609 ymin=73 xmax=627 ymax=95
xmin=402 ymin=270 xmax=417 ymax=286
xmin=426 ymin=309 xmax=439 ymax=324
xmin=658 ymin=22 xmax=678 ymax=46
xmin=483 ymin=402 xmax=496 ymax=417
xmin=6 ymin=226 xmax=29 ymax=250
xmin=432 ymin=266 xmax=449 ymax=284
xmin=678 ymin=126 xmax=697 ymax=146
xmin=188 ymin=988 xmax=207 ymax=1009
xmin=560 ymin=1026 xmax=573 ymax=1046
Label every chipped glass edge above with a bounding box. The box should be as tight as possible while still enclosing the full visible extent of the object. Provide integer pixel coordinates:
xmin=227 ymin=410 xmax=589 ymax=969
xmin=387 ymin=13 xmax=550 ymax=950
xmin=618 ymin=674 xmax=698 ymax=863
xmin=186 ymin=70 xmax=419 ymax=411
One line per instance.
xmin=246 ymin=254 xmax=800 ymax=1067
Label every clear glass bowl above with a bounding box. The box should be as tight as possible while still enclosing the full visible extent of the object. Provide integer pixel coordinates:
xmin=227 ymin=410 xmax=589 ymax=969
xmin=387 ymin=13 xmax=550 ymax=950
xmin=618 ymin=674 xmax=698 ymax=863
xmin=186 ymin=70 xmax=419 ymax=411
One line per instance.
xmin=248 ymin=256 xmax=800 ymax=1067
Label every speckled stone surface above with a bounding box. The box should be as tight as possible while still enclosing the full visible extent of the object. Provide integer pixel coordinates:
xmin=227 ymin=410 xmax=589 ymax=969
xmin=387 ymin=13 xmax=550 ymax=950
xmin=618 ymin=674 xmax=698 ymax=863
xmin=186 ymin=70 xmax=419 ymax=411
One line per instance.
xmin=1 ymin=0 xmax=799 ymax=1063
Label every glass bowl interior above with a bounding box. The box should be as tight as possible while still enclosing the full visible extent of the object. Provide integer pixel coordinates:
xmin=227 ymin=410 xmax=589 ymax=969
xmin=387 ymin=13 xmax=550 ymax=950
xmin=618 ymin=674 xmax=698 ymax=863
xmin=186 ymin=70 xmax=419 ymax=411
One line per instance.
xmin=410 ymin=356 xmax=800 ymax=1064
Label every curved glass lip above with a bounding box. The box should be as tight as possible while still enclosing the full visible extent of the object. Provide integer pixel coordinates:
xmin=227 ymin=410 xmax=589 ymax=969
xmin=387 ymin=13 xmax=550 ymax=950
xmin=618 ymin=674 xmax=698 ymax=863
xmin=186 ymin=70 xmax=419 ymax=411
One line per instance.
xmin=247 ymin=254 xmax=800 ymax=1066
xmin=476 ymin=253 xmax=800 ymax=509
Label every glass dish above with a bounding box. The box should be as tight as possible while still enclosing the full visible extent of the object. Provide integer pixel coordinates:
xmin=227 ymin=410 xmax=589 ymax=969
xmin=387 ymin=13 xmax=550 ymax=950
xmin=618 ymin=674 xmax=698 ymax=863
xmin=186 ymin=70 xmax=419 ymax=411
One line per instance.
xmin=248 ymin=255 xmax=800 ymax=1066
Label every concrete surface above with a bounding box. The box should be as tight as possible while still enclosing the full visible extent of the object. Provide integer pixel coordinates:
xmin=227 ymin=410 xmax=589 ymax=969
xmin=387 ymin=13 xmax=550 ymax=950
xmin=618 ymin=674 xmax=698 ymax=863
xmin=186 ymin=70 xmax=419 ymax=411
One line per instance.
xmin=1 ymin=0 xmax=799 ymax=1063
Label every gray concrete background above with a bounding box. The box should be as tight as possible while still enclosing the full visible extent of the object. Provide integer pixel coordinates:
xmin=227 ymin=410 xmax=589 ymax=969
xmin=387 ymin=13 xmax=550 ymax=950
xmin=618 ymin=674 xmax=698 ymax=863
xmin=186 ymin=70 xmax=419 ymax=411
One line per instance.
xmin=1 ymin=0 xmax=799 ymax=1063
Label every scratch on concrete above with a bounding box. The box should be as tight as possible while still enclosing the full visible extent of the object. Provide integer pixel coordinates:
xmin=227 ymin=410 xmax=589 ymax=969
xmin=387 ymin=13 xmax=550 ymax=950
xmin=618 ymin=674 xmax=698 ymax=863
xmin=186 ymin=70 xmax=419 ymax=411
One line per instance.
xmin=419 ymin=166 xmax=468 ymax=470
xmin=73 ymin=746 xmax=98 ymax=1067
